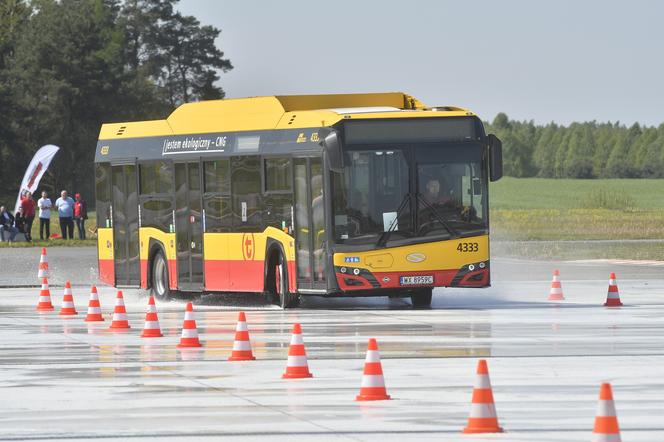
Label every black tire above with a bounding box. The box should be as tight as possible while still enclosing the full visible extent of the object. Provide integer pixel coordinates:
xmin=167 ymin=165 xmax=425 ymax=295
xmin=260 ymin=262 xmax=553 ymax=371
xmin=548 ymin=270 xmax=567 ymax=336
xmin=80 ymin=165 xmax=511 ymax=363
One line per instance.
xmin=268 ymin=253 xmax=299 ymax=309
xmin=151 ymin=251 xmax=172 ymax=300
xmin=411 ymin=288 xmax=433 ymax=308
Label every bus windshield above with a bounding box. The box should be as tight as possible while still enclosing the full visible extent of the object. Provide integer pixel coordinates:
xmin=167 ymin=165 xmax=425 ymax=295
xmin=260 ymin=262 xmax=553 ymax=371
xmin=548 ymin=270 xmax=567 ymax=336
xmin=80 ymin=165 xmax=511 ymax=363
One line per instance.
xmin=331 ymin=143 xmax=487 ymax=246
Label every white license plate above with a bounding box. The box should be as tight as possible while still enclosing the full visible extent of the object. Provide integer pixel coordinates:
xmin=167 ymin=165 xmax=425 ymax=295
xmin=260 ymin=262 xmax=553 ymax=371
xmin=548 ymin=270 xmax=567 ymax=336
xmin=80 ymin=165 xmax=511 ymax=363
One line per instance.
xmin=400 ymin=275 xmax=433 ymax=285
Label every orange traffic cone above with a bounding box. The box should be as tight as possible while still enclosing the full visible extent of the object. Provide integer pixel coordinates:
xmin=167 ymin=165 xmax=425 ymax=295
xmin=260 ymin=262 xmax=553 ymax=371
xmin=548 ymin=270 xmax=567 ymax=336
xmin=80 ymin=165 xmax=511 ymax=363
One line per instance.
xmin=463 ymin=359 xmax=503 ymax=433
xmin=282 ymin=323 xmax=313 ymax=379
xmin=84 ymin=285 xmax=104 ymax=322
xmin=36 ymin=277 xmax=54 ymax=311
xmin=108 ymin=290 xmax=130 ymax=330
xmin=38 ymin=247 xmax=49 ymax=278
xmin=177 ymin=302 xmax=201 ymax=347
xmin=228 ymin=312 xmax=255 ymax=361
xmin=593 ymin=383 xmax=621 ymax=442
xmin=141 ymin=296 xmax=163 ymax=338
xmin=356 ymin=338 xmax=390 ymax=401
xmin=548 ymin=269 xmax=565 ymax=301
xmin=59 ymin=281 xmax=78 ymax=315
xmin=604 ymin=273 xmax=623 ymax=307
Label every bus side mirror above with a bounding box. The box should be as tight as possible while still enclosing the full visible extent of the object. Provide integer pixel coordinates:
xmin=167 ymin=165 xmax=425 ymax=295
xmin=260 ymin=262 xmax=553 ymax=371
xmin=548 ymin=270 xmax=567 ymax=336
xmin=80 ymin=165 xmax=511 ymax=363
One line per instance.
xmin=488 ymin=134 xmax=503 ymax=182
xmin=321 ymin=130 xmax=344 ymax=173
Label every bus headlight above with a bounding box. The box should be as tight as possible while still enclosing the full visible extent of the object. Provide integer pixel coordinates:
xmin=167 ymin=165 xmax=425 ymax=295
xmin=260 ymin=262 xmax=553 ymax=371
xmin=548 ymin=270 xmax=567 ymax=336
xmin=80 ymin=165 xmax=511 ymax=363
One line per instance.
xmin=353 ymin=268 xmax=360 ymax=276
xmin=479 ymin=262 xmax=486 ymax=269
xmin=468 ymin=264 xmax=475 ymax=271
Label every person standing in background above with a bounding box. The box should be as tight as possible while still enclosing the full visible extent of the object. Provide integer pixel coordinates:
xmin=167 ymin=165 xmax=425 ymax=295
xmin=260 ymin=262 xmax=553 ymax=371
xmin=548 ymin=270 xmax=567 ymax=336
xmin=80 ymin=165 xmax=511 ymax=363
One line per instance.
xmin=55 ymin=190 xmax=75 ymax=239
xmin=14 ymin=206 xmax=26 ymax=236
xmin=0 ymin=206 xmax=18 ymax=242
xmin=38 ymin=191 xmax=52 ymax=240
xmin=20 ymin=191 xmax=36 ymax=241
xmin=74 ymin=193 xmax=88 ymax=240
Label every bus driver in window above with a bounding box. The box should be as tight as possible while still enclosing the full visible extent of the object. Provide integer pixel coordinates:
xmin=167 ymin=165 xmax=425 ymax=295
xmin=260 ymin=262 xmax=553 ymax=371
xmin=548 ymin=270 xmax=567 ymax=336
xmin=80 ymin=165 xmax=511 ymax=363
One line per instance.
xmin=423 ymin=178 xmax=455 ymax=207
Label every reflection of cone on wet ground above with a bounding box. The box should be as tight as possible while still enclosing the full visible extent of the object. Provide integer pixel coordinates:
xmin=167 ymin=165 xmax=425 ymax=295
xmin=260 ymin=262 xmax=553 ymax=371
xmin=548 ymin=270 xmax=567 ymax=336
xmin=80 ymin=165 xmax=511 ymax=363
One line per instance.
xmin=356 ymin=338 xmax=390 ymax=401
xmin=282 ymin=323 xmax=313 ymax=379
xmin=59 ymin=281 xmax=78 ymax=315
xmin=84 ymin=285 xmax=104 ymax=322
xmin=141 ymin=296 xmax=163 ymax=337
xmin=604 ymin=273 xmax=623 ymax=307
xmin=38 ymin=247 xmax=49 ymax=278
xmin=463 ymin=359 xmax=503 ymax=434
xmin=593 ymin=383 xmax=621 ymax=442
xmin=177 ymin=302 xmax=202 ymax=348
xmin=108 ymin=290 xmax=130 ymax=330
xmin=228 ymin=312 xmax=255 ymax=361
xmin=36 ymin=277 xmax=54 ymax=311
xmin=548 ymin=269 xmax=565 ymax=301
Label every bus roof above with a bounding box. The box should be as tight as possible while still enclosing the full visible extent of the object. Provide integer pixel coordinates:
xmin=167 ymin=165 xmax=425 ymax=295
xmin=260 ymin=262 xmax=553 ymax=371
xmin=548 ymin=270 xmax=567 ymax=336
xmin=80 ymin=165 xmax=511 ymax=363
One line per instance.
xmin=98 ymin=92 xmax=474 ymax=140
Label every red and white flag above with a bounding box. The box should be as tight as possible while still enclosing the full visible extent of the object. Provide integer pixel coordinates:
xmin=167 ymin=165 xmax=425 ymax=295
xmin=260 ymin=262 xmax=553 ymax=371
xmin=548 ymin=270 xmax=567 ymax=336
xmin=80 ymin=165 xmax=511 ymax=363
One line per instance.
xmin=14 ymin=144 xmax=59 ymax=213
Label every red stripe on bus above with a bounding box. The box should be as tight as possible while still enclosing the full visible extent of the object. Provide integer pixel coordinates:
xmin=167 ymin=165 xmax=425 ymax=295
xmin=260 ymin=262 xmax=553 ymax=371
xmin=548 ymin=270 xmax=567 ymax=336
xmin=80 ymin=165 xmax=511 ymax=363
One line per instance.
xmin=204 ymin=260 xmax=265 ymax=292
xmin=99 ymin=259 xmax=115 ymax=286
xmin=140 ymin=259 xmax=148 ymax=289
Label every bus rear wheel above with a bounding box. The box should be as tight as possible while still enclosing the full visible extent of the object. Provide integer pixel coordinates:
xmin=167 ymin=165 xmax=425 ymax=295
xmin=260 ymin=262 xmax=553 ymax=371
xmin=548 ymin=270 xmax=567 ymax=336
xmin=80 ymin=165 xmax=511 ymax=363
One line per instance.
xmin=268 ymin=253 xmax=299 ymax=309
xmin=152 ymin=251 xmax=172 ymax=300
xmin=411 ymin=288 xmax=433 ymax=308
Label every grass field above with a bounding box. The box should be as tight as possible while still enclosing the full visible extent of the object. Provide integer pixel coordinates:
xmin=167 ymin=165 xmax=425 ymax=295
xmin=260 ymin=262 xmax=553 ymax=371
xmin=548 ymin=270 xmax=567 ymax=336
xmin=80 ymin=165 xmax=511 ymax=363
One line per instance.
xmin=490 ymin=178 xmax=664 ymax=240
xmin=490 ymin=178 xmax=664 ymax=260
xmin=490 ymin=178 xmax=664 ymax=210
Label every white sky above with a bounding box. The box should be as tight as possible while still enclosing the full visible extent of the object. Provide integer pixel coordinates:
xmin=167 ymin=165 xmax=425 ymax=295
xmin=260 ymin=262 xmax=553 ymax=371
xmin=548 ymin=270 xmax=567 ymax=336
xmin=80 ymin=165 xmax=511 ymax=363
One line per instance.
xmin=177 ymin=0 xmax=664 ymax=126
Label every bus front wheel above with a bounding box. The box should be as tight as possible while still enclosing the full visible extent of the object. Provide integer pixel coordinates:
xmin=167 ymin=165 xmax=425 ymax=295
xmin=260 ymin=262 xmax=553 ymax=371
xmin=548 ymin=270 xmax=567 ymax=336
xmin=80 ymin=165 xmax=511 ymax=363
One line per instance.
xmin=411 ymin=288 xmax=433 ymax=308
xmin=269 ymin=253 xmax=299 ymax=309
xmin=152 ymin=251 xmax=172 ymax=300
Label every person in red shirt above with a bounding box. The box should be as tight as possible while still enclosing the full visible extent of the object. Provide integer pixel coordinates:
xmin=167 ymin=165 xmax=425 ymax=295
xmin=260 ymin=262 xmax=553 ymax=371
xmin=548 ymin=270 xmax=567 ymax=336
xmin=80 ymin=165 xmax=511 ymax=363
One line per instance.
xmin=74 ymin=193 xmax=88 ymax=240
xmin=19 ymin=191 xmax=36 ymax=242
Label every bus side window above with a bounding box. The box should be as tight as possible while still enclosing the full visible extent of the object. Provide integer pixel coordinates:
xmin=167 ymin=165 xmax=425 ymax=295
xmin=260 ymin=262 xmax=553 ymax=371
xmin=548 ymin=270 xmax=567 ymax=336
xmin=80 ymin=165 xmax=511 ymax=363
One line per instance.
xmin=203 ymin=159 xmax=231 ymax=232
xmin=231 ymin=156 xmax=262 ymax=231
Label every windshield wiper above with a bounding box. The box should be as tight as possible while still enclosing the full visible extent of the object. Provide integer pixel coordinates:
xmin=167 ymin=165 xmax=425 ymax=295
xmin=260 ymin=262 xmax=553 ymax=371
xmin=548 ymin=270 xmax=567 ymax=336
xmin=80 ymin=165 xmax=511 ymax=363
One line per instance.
xmin=376 ymin=193 xmax=411 ymax=248
xmin=417 ymin=193 xmax=460 ymax=238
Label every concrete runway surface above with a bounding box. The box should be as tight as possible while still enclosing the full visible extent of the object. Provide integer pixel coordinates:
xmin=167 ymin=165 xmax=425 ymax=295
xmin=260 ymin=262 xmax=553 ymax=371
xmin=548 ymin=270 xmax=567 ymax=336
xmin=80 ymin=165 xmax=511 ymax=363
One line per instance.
xmin=0 ymin=249 xmax=663 ymax=440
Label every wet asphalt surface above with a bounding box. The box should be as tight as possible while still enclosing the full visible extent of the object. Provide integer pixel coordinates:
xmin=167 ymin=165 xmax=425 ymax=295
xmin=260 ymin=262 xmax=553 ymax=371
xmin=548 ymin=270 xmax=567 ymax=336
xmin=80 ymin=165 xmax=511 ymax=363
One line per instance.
xmin=0 ymin=246 xmax=663 ymax=440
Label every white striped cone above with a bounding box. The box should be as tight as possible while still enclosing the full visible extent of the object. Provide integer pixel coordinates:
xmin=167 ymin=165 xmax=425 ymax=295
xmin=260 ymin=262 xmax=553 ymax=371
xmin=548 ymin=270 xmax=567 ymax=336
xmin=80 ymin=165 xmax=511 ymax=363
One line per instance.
xmin=84 ymin=286 xmax=104 ymax=322
xmin=593 ymin=383 xmax=621 ymax=442
xmin=36 ymin=277 xmax=54 ymax=311
xmin=356 ymin=338 xmax=390 ymax=400
xmin=604 ymin=273 xmax=623 ymax=307
xmin=59 ymin=281 xmax=78 ymax=315
xmin=282 ymin=323 xmax=313 ymax=379
xmin=141 ymin=296 xmax=163 ymax=338
xmin=463 ymin=359 xmax=503 ymax=433
xmin=38 ymin=248 xmax=49 ymax=278
xmin=108 ymin=290 xmax=130 ymax=330
xmin=177 ymin=302 xmax=201 ymax=347
xmin=228 ymin=311 xmax=255 ymax=360
xmin=548 ymin=269 xmax=565 ymax=301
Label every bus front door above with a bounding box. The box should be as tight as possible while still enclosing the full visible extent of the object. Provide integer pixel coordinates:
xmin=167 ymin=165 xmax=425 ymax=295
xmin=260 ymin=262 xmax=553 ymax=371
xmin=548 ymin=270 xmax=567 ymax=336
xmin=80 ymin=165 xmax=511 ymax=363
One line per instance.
xmin=111 ymin=164 xmax=140 ymax=286
xmin=294 ymin=158 xmax=327 ymax=292
xmin=174 ymin=162 xmax=204 ymax=291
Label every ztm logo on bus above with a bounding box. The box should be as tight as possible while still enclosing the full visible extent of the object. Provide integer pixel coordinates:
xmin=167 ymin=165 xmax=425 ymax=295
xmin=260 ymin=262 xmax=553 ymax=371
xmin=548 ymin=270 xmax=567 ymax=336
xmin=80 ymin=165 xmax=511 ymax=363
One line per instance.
xmin=242 ymin=233 xmax=255 ymax=261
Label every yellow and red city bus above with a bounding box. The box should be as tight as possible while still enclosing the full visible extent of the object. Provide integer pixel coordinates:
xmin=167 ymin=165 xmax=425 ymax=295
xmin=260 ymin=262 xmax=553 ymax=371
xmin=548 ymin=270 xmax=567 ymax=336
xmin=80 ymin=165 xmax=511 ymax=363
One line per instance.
xmin=94 ymin=93 xmax=502 ymax=308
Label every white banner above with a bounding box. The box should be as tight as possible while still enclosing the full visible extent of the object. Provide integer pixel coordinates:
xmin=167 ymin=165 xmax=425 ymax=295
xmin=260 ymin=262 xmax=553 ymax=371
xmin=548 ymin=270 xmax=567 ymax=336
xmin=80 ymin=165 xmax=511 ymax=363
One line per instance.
xmin=14 ymin=144 xmax=60 ymax=213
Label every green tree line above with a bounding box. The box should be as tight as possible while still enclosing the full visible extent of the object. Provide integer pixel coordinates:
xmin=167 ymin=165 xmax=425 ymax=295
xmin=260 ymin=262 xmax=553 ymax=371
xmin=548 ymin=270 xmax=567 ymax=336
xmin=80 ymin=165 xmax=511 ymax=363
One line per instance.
xmin=0 ymin=0 xmax=231 ymax=204
xmin=486 ymin=113 xmax=664 ymax=178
